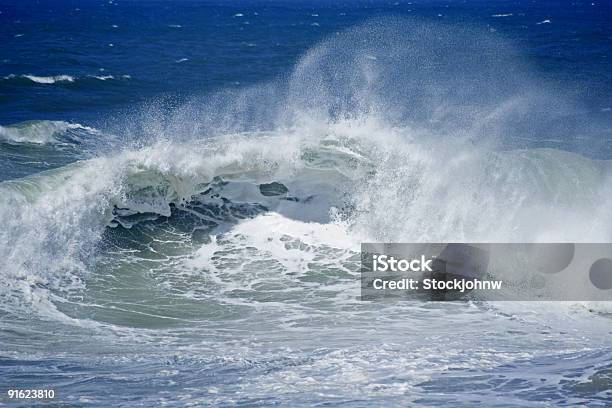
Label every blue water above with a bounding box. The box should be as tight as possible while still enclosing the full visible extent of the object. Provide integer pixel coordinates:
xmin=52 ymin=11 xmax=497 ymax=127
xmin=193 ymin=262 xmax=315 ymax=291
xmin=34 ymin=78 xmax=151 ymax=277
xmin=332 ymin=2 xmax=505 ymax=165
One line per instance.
xmin=1 ymin=1 xmax=612 ymax=407
xmin=2 ymin=1 xmax=610 ymax=130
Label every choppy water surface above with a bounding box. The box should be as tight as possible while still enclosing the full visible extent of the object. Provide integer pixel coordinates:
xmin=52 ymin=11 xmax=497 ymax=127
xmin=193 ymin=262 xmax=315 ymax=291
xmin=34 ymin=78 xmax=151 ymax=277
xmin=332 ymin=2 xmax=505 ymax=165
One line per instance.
xmin=1 ymin=1 xmax=611 ymax=406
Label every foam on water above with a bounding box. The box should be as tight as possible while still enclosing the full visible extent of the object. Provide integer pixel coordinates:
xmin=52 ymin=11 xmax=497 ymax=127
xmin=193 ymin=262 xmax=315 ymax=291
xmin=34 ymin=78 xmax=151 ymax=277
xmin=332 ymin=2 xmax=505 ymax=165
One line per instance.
xmin=90 ymin=75 xmax=115 ymax=81
xmin=0 ymin=16 xmax=610 ymax=317
xmin=0 ymin=17 xmax=611 ymax=406
xmin=1 ymin=120 xmax=610 ymax=319
xmin=2 ymin=74 xmax=129 ymax=86
xmin=21 ymin=74 xmax=75 ymax=84
xmin=0 ymin=120 xmax=99 ymax=144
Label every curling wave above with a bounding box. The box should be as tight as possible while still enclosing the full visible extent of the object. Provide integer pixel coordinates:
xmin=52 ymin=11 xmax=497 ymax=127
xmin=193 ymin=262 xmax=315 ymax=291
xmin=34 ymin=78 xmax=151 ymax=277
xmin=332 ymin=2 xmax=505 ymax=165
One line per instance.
xmin=1 ymin=17 xmax=611 ymax=323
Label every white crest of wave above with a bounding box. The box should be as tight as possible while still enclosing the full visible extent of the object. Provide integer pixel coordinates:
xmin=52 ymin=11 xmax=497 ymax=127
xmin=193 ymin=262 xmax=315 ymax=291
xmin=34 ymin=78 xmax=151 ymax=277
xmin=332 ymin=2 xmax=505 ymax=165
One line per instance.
xmin=1 ymin=17 xmax=611 ymax=318
xmin=22 ymin=74 xmax=75 ymax=84
xmin=90 ymin=75 xmax=115 ymax=81
xmin=0 ymin=120 xmax=99 ymax=144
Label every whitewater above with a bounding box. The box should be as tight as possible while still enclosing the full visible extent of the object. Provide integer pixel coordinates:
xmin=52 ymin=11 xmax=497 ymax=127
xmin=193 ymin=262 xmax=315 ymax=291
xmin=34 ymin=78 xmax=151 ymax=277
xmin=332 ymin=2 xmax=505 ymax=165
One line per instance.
xmin=1 ymin=18 xmax=611 ymax=406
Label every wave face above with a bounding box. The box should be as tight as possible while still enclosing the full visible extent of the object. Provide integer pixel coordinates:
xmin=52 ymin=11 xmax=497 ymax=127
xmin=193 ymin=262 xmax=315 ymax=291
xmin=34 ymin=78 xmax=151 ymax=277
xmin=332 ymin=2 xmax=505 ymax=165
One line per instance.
xmin=0 ymin=120 xmax=98 ymax=144
xmin=0 ymin=120 xmax=103 ymax=181
xmin=1 ymin=17 xmax=611 ymax=407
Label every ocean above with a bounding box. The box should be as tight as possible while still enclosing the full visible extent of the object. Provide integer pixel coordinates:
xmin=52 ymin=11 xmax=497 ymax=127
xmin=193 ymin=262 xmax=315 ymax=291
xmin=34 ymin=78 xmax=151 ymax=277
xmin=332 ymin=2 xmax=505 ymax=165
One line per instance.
xmin=1 ymin=0 xmax=611 ymax=406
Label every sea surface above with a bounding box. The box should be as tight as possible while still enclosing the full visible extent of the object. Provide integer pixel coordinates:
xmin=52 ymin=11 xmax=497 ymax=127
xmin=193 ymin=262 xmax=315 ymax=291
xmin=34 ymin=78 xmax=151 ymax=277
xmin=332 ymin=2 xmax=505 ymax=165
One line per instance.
xmin=1 ymin=0 xmax=611 ymax=406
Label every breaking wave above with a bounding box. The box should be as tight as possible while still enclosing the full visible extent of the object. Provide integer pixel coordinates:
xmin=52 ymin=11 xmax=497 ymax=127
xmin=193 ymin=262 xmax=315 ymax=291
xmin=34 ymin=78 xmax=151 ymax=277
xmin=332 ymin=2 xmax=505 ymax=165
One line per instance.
xmin=2 ymin=74 xmax=130 ymax=85
xmin=1 ymin=17 xmax=611 ymax=323
xmin=0 ymin=120 xmax=99 ymax=145
xmin=21 ymin=74 xmax=74 ymax=84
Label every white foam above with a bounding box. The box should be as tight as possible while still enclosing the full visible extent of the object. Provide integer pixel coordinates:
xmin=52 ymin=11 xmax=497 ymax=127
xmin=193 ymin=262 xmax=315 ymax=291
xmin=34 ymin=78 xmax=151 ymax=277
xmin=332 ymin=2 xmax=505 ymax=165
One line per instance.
xmin=231 ymin=213 xmax=359 ymax=251
xmin=90 ymin=75 xmax=114 ymax=80
xmin=22 ymin=74 xmax=74 ymax=84
xmin=3 ymin=17 xmax=611 ymax=325
xmin=0 ymin=120 xmax=99 ymax=144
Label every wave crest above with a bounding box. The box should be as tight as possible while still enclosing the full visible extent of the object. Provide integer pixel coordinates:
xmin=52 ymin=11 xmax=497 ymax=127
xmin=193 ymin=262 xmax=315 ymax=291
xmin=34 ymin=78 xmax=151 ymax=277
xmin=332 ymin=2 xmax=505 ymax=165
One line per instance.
xmin=0 ymin=120 xmax=99 ymax=145
xmin=1 ymin=17 xmax=611 ymax=320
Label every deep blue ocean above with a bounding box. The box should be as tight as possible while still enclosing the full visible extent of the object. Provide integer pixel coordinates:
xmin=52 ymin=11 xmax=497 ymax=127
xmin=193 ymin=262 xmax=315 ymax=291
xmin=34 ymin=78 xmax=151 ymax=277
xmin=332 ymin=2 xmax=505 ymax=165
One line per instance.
xmin=1 ymin=1 xmax=612 ymax=407
xmin=2 ymin=1 xmax=610 ymax=134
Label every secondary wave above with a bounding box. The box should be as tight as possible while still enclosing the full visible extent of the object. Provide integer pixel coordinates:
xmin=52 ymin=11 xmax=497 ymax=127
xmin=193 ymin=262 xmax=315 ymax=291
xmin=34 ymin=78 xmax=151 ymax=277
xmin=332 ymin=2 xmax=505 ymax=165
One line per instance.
xmin=0 ymin=120 xmax=99 ymax=145
xmin=2 ymin=73 xmax=131 ymax=85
